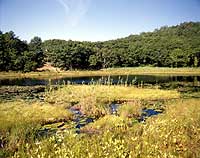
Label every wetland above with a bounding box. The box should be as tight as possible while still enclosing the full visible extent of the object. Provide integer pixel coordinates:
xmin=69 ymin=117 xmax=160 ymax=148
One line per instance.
xmin=0 ymin=70 xmax=200 ymax=157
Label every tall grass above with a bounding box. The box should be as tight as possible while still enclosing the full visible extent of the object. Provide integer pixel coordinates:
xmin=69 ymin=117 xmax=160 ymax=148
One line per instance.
xmin=45 ymin=85 xmax=180 ymax=103
xmin=13 ymin=99 xmax=200 ymax=158
xmin=0 ymin=101 xmax=72 ymax=156
xmin=45 ymin=85 xmax=180 ymax=118
xmin=118 ymin=101 xmax=143 ymax=119
xmin=1 ymin=82 xmax=199 ymax=157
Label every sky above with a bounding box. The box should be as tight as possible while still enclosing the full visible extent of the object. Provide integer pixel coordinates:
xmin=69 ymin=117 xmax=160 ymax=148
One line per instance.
xmin=0 ymin=0 xmax=200 ymax=42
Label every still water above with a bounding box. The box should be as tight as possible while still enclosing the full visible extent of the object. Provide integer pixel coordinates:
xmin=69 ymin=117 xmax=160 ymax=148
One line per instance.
xmin=0 ymin=75 xmax=200 ymax=86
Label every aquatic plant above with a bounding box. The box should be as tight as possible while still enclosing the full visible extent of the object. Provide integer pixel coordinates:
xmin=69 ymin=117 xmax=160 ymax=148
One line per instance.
xmin=12 ymin=99 xmax=200 ymax=158
xmin=1 ymin=81 xmax=200 ymax=157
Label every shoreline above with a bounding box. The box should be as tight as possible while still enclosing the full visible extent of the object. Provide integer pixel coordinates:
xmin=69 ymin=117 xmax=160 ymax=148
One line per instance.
xmin=0 ymin=67 xmax=200 ymax=79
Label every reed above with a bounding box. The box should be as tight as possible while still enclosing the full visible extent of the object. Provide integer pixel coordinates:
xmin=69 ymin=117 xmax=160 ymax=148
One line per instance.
xmin=1 ymin=81 xmax=199 ymax=157
xmin=12 ymin=99 xmax=200 ymax=158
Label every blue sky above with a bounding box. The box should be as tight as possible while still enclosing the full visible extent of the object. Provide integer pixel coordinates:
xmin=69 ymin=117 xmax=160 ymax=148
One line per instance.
xmin=1 ymin=0 xmax=200 ymax=42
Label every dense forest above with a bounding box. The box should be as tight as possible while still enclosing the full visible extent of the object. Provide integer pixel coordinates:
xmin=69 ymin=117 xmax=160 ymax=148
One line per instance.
xmin=0 ymin=31 xmax=44 ymax=72
xmin=0 ymin=22 xmax=200 ymax=72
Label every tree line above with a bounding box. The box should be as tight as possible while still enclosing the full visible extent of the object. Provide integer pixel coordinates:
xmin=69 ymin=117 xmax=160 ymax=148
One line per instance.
xmin=1 ymin=22 xmax=200 ymax=72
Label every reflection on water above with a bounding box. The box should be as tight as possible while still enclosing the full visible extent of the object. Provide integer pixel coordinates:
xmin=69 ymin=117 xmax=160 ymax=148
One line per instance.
xmin=110 ymin=103 xmax=121 ymax=114
xmin=139 ymin=109 xmax=162 ymax=122
xmin=70 ymin=107 xmax=94 ymax=134
xmin=109 ymin=103 xmax=163 ymax=122
xmin=0 ymin=75 xmax=200 ymax=86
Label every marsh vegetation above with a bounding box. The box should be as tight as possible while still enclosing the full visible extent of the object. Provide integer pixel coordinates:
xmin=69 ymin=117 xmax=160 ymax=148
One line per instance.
xmin=0 ymin=72 xmax=200 ymax=158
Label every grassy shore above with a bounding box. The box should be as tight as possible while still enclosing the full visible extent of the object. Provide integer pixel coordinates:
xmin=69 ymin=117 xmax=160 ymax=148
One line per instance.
xmin=12 ymin=98 xmax=200 ymax=158
xmin=0 ymin=84 xmax=180 ymax=156
xmin=0 ymin=67 xmax=200 ymax=79
xmin=0 ymin=83 xmax=200 ymax=157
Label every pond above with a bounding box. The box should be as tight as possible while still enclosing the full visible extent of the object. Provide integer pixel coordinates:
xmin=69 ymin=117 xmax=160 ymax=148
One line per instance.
xmin=37 ymin=103 xmax=163 ymax=136
xmin=0 ymin=75 xmax=200 ymax=86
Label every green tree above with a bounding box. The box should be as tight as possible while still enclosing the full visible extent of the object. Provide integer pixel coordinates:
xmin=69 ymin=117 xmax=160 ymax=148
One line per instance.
xmin=170 ymin=48 xmax=187 ymax=67
xmin=28 ymin=36 xmax=44 ymax=69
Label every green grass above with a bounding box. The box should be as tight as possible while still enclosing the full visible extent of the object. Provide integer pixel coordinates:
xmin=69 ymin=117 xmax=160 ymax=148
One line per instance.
xmin=45 ymin=85 xmax=180 ymax=117
xmin=0 ymin=100 xmax=72 ymax=156
xmin=118 ymin=101 xmax=143 ymax=119
xmin=46 ymin=85 xmax=180 ymax=102
xmin=0 ymin=67 xmax=200 ymax=79
xmin=0 ymin=101 xmax=72 ymax=125
xmin=81 ymin=115 xmax=126 ymax=132
xmin=12 ymin=98 xmax=200 ymax=158
xmin=1 ymin=83 xmax=200 ymax=157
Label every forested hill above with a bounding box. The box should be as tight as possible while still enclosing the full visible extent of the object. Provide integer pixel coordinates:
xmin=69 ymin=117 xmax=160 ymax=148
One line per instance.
xmin=1 ymin=22 xmax=200 ymax=72
xmin=43 ymin=22 xmax=200 ymax=70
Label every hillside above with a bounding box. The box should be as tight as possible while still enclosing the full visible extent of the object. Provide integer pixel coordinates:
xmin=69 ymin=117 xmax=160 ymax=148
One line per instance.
xmin=43 ymin=22 xmax=200 ymax=70
xmin=1 ymin=22 xmax=200 ymax=72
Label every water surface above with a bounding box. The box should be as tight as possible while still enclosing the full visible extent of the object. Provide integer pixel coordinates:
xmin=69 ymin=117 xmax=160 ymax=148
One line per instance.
xmin=0 ymin=75 xmax=200 ymax=86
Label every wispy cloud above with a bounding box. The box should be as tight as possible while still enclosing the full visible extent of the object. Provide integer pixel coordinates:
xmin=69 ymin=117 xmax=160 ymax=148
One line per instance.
xmin=57 ymin=0 xmax=91 ymax=27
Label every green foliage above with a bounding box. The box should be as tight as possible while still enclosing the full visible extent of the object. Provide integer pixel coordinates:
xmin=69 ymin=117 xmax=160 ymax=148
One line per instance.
xmin=1 ymin=22 xmax=200 ymax=72
xmin=28 ymin=36 xmax=44 ymax=68
xmin=0 ymin=32 xmax=44 ymax=72
xmin=170 ymin=48 xmax=188 ymax=67
xmin=43 ymin=22 xmax=200 ymax=70
xmin=42 ymin=40 xmax=93 ymax=70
